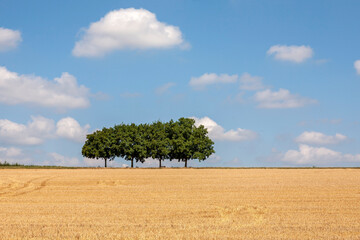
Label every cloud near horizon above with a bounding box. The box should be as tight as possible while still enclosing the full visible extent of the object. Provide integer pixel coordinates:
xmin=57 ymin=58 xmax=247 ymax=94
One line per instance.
xmin=0 ymin=147 xmax=31 ymax=165
xmin=47 ymin=152 xmax=81 ymax=167
xmin=192 ymin=116 xmax=257 ymax=142
xmin=0 ymin=116 xmax=89 ymax=145
xmin=73 ymin=8 xmax=186 ymax=57
xmin=0 ymin=27 xmax=22 ymax=52
xmin=267 ymin=45 xmax=313 ymax=63
xmin=0 ymin=66 xmax=90 ymax=110
xmin=295 ymin=131 xmax=347 ymax=145
xmin=282 ymin=144 xmax=360 ymax=165
xmin=0 ymin=147 xmax=22 ymax=157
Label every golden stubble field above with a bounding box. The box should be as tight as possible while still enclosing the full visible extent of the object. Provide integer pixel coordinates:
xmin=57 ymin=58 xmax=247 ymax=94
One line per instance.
xmin=0 ymin=169 xmax=360 ymax=240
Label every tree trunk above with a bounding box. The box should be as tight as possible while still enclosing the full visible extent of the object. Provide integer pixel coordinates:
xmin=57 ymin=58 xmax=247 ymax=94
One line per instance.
xmin=104 ymin=159 xmax=107 ymax=168
xmin=131 ymin=158 xmax=134 ymax=168
xmin=184 ymin=159 xmax=187 ymax=168
xmin=159 ymin=159 xmax=162 ymax=168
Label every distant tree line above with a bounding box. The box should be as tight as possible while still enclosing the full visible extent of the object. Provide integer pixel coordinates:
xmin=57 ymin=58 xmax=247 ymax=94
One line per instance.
xmin=82 ymin=118 xmax=215 ymax=168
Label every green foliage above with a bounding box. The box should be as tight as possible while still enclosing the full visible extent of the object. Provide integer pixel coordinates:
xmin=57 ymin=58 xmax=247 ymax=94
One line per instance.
xmin=148 ymin=121 xmax=170 ymax=167
xmin=0 ymin=161 xmax=22 ymax=166
xmin=82 ymin=127 xmax=117 ymax=167
xmin=0 ymin=161 xmax=82 ymax=169
xmin=169 ymin=118 xmax=215 ymax=167
xmin=114 ymin=123 xmax=148 ymax=167
xmin=82 ymin=118 xmax=215 ymax=168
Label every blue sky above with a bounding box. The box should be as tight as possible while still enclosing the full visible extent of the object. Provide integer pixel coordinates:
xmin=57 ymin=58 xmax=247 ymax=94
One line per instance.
xmin=0 ymin=0 xmax=359 ymax=167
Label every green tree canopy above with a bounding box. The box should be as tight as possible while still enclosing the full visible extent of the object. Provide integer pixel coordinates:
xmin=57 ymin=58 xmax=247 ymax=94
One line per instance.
xmin=82 ymin=118 xmax=215 ymax=168
xmin=169 ymin=118 xmax=215 ymax=167
xmin=81 ymin=127 xmax=117 ymax=167
xmin=148 ymin=121 xmax=170 ymax=168
xmin=114 ymin=123 xmax=148 ymax=168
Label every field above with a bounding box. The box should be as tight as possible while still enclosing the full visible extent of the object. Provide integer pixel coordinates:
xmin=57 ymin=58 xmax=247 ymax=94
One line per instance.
xmin=0 ymin=169 xmax=360 ymax=239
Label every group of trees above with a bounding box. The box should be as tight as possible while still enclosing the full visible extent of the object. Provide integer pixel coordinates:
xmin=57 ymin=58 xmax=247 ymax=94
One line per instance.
xmin=82 ymin=118 xmax=215 ymax=168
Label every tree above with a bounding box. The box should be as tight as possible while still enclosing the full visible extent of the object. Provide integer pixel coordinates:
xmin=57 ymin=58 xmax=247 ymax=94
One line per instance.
xmin=170 ymin=118 xmax=215 ymax=167
xmin=190 ymin=124 xmax=215 ymax=164
xmin=115 ymin=123 xmax=148 ymax=168
xmin=148 ymin=121 xmax=170 ymax=168
xmin=82 ymin=127 xmax=117 ymax=167
xmin=82 ymin=118 xmax=215 ymax=168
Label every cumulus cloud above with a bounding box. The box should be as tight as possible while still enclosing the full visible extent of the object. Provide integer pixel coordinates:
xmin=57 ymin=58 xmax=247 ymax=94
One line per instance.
xmin=189 ymin=73 xmax=238 ymax=90
xmin=192 ymin=116 xmax=257 ymax=142
xmin=282 ymin=144 xmax=360 ymax=165
xmin=0 ymin=116 xmax=89 ymax=145
xmin=239 ymin=73 xmax=265 ymax=91
xmin=0 ymin=66 xmax=90 ymax=110
xmin=0 ymin=147 xmax=30 ymax=165
xmin=0 ymin=27 xmax=21 ymax=52
xmin=48 ymin=152 xmax=81 ymax=167
xmin=56 ymin=117 xmax=90 ymax=142
xmin=267 ymin=45 xmax=313 ymax=63
xmin=295 ymin=131 xmax=347 ymax=145
xmin=0 ymin=147 xmax=22 ymax=157
xmin=0 ymin=116 xmax=55 ymax=145
xmin=155 ymin=82 xmax=176 ymax=95
xmin=254 ymin=88 xmax=317 ymax=109
xmin=73 ymin=8 xmax=186 ymax=57
xmin=354 ymin=60 xmax=360 ymax=75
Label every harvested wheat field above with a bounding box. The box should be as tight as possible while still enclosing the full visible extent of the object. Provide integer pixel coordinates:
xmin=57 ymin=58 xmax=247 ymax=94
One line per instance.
xmin=0 ymin=169 xmax=360 ymax=239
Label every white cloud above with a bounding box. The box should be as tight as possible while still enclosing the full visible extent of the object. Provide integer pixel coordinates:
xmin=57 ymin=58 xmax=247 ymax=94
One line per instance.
xmin=254 ymin=88 xmax=317 ymax=109
xmin=0 ymin=147 xmax=30 ymax=165
xmin=83 ymin=157 xmax=101 ymax=167
xmin=155 ymin=82 xmax=176 ymax=95
xmin=0 ymin=116 xmax=55 ymax=145
xmin=295 ymin=131 xmax=347 ymax=145
xmin=0 ymin=116 xmax=89 ymax=145
xmin=56 ymin=117 xmax=90 ymax=142
xmin=0 ymin=147 xmax=22 ymax=157
xmin=354 ymin=60 xmax=360 ymax=75
xmin=48 ymin=152 xmax=81 ymax=167
xmin=190 ymin=72 xmax=265 ymax=91
xmin=267 ymin=45 xmax=313 ymax=63
xmin=192 ymin=116 xmax=257 ymax=142
xmin=0 ymin=66 xmax=90 ymax=110
xmin=239 ymin=73 xmax=265 ymax=91
xmin=189 ymin=73 xmax=238 ymax=90
xmin=73 ymin=8 xmax=185 ymax=57
xmin=282 ymin=144 xmax=360 ymax=165
xmin=0 ymin=27 xmax=21 ymax=52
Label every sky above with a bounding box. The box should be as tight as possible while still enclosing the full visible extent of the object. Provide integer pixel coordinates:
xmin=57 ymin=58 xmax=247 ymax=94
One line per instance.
xmin=0 ymin=0 xmax=359 ymax=167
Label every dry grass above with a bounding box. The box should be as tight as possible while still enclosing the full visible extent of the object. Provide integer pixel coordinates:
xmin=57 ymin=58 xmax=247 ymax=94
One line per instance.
xmin=0 ymin=169 xmax=360 ymax=239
